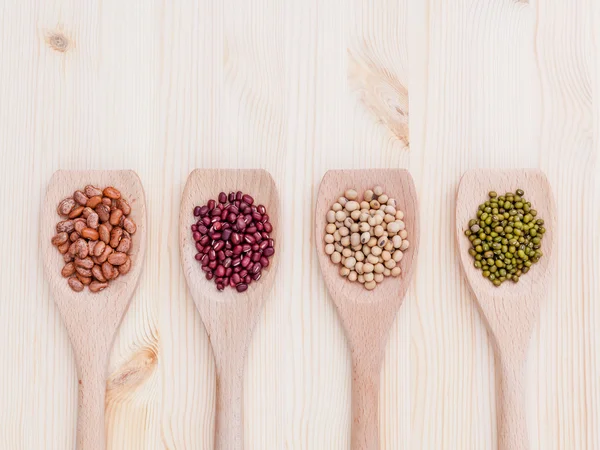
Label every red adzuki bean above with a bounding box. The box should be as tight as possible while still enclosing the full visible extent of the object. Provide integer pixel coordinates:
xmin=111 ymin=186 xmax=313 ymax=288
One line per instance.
xmin=192 ymin=190 xmax=275 ymax=292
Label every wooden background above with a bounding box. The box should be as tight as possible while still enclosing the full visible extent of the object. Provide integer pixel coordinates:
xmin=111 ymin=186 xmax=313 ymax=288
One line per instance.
xmin=0 ymin=0 xmax=598 ymax=449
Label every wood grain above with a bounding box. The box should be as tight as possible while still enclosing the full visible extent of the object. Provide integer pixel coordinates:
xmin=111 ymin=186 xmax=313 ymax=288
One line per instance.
xmin=41 ymin=170 xmax=147 ymax=450
xmin=0 ymin=0 xmax=597 ymax=449
xmin=315 ymin=170 xmax=419 ymax=449
xmin=179 ymin=169 xmax=280 ymax=449
xmin=456 ymin=169 xmax=557 ymax=450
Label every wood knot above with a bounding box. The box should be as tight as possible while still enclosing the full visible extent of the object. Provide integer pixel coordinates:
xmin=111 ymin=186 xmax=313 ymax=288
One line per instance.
xmin=106 ymin=346 xmax=158 ymax=400
xmin=45 ymin=31 xmax=72 ymax=53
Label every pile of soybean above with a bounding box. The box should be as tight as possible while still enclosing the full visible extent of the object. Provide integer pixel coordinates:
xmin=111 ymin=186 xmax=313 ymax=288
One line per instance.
xmin=465 ymin=189 xmax=545 ymax=286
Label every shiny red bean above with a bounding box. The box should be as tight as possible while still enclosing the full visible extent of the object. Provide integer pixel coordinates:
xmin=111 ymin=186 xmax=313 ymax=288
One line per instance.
xmin=236 ymin=283 xmax=248 ymax=292
xmin=218 ymin=192 xmax=227 ymax=203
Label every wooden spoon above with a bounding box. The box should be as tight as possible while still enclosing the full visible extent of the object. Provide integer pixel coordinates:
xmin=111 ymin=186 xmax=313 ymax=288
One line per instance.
xmin=315 ymin=169 xmax=419 ymax=449
xmin=179 ymin=169 xmax=280 ymax=449
xmin=455 ymin=169 xmax=556 ymax=450
xmin=41 ymin=170 xmax=147 ymax=450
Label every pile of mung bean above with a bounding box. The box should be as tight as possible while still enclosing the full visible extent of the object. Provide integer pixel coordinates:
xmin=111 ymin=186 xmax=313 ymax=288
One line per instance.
xmin=464 ymin=189 xmax=545 ymax=286
xmin=324 ymin=186 xmax=409 ymax=290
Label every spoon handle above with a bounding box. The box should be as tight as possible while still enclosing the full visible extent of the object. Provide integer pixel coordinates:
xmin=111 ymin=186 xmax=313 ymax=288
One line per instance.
xmin=214 ymin=359 xmax=244 ymax=449
xmin=75 ymin=354 xmax=108 ymax=450
xmin=497 ymin=351 xmax=528 ymax=450
xmin=351 ymin=360 xmax=380 ymax=449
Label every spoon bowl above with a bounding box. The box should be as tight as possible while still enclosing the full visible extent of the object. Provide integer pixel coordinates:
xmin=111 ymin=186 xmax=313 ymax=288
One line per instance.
xmin=315 ymin=169 xmax=419 ymax=449
xmin=455 ymin=168 xmax=556 ymax=450
xmin=41 ymin=170 xmax=147 ymax=450
xmin=179 ymin=169 xmax=280 ymax=449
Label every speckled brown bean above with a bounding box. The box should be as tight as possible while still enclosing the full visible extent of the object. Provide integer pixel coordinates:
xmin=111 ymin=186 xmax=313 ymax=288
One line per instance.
xmin=58 ymin=198 xmax=76 ymax=216
xmin=61 ymin=263 xmax=76 ymax=277
xmin=87 ymin=240 xmax=97 ymax=255
xmin=123 ymin=218 xmax=137 ymax=234
xmin=107 ymin=252 xmax=127 ymax=266
xmin=86 ymin=196 xmax=103 ymax=209
xmin=51 ymin=232 xmax=69 ymax=246
xmin=116 ymin=237 xmax=131 ymax=254
xmin=75 ymin=257 xmax=94 ymax=269
xmin=96 ymin=204 xmax=111 ymax=222
xmin=57 ymin=241 xmax=70 ymax=254
xmin=69 ymin=232 xmax=79 ymax=243
xmin=56 ymin=220 xmax=75 ymax=233
xmin=98 ymin=224 xmax=110 ymax=244
xmin=76 ymin=266 xmax=93 ymax=277
xmin=87 ymin=212 xmax=99 ymax=229
xmin=68 ymin=206 xmax=85 ymax=219
xmin=96 ymin=246 xmax=113 ymax=264
xmin=101 ymin=262 xmax=114 ymax=280
xmin=118 ymin=257 xmax=132 ymax=275
xmin=101 ymin=197 xmax=112 ymax=207
xmin=81 ymin=207 xmax=94 ymax=219
xmin=116 ymin=198 xmax=131 ymax=215
xmin=74 ymin=218 xmax=87 ymax=234
xmin=92 ymin=265 xmax=107 ymax=282
xmin=109 ymin=209 xmax=123 ymax=226
xmin=81 ymin=228 xmax=100 ymax=240
xmin=93 ymin=241 xmax=106 ymax=257
xmin=76 ymin=273 xmax=92 ymax=285
xmin=73 ymin=190 xmax=89 ymax=206
xmin=109 ymin=227 xmax=123 ymax=248
xmin=84 ymin=185 xmax=103 ymax=197
xmin=89 ymin=281 xmax=108 ymax=293
xmin=72 ymin=239 xmax=88 ymax=259
xmin=68 ymin=277 xmax=84 ymax=292
xmin=103 ymin=187 xmax=121 ymax=199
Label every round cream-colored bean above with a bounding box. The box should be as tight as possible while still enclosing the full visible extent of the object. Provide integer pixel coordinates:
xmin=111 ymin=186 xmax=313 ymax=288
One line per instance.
xmin=355 ymin=261 xmax=364 ymax=274
xmin=370 ymin=200 xmax=380 ymax=209
xmin=359 ymin=222 xmax=370 ymax=232
xmin=339 ymin=226 xmax=349 ymax=237
xmin=340 ymin=266 xmax=350 ymax=277
xmin=331 ymin=252 xmax=341 ymax=264
xmin=373 ymin=186 xmax=383 ymax=196
xmin=368 ymin=216 xmax=377 ymax=227
xmin=387 ymin=222 xmax=401 ymax=234
xmin=333 ymin=231 xmax=341 ymax=242
xmin=345 ymin=201 xmax=359 ymax=212
xmin=345 ymin=189 xmax=358 ymax=200
xmin=396 ymin=210 xmax=404 ymax=220
xmin=348 ymin=271 xmax=358 ymax=281
xmin=367 ymin=254 xmax=379 ymax=265
xmin=374 ymin=225 xmax=384 ymax=237
xmin=385 ymin=259 xmax=396 ymax=269
xmin=332 ymin=202 xmax=342 ymax=212
xmin=375 ymin=212 xmax=384 ymax=222
xmin=362 ymin=245 xmax=371 ymax=256
xmin=350 ymin=223 xmax=359 ymax=233
xmin=335 ymin=210 xmax=347 ymax=222
xmin=351 ymin=210 xmax=361 ymax=220
xmin=378 ymin=194 xmax=388 ymax=204
xmin=325 ymin=243 xmax=335 ymax=255
xmin=327 ymin=210 xmax=336 ymax=223
xmin=385 ymin=205 xmax=396 ymax=215
xmin=393 ymin=250 xmax=403 ymax=262
xmin=381 ymin=250 xmax=391 ymax=261
xmin=371 ymin=246 xmax=382 ymax=257
xmin=351 ymin=233 xmax=361 ymax=247
xmin=344 ymin=257 xmax=356 ymax=269
xmin=355 ymin=251 xmax=365 ymax=262
xmin=334 ymin=243 xmax=343 ymax=253
xmin=383 ymin=268 xmax=391 ymax=276
xmin=392 ymin=235 xmax=402 ymax=248
xmin=400 ymin=240 xmax=410 ymax=251
xmin=358 ymin=274 xmax=365 ymax=284
xmin=364 ymin=190 xmax=374 ymax=201
xmin=325 ymin=234 xmax=334 ymax=244
xmin=377 ymin=236 xmax=388 ymax=248
xmin=367 ymin=237 xmax=377 ymax=247
xmin=360 ymin=232 xmax=370 ymax=244
xmin=374 ymin=273 xmax=384 ymax=283
xmin=384 ymin=240 xmax=394 ymax=252
xmin=374 ymin=263 xmax=385 ymax=274
xmin=326 ymin=223 xmax=336 ymax=234
xmin=359 ymin=213 xmax=369 ymax=222
xmin=361 ymin=201 xmax=370 ymax=210
xmin=343 ymin=217 xmax=353 ymax=228
xmin=365 ymin=280 xmax=377 ymax=290
xmin=400 ymin=230 xmax=408 ymax=239
xmin=342 ymin=248 xmax=352 ymax=257
xmin=338 ymin=197 xmax=347 ymax=206
xmin=363 ymin=262 xmax=374 ymax=273
xmin=341 ymin=237 xmax=350 ymax=248
xmin=384 ymin=214 xmax=395 ymax=223
xmin=391 ymin=267 xmax=401 ymax=277
xmin=364 ymin=272 xmax=374 ymax=282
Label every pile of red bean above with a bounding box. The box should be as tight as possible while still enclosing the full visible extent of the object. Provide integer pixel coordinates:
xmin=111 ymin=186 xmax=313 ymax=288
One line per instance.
xmin=192 ymin=191 xmax=275 ymax=292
